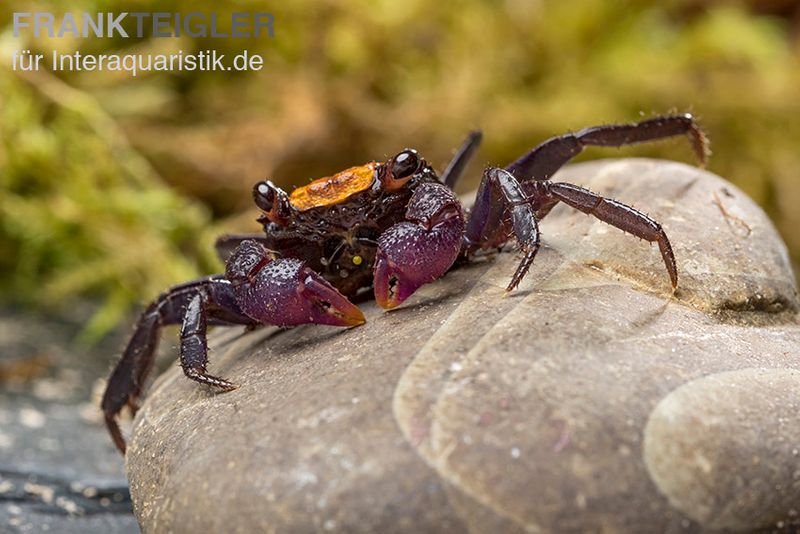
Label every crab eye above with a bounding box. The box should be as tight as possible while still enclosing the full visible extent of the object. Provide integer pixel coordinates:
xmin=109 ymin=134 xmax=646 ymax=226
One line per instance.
xmin=254 ymin=181 xmax=276 ymax=212
xmin=391 ymin=150 xmax=421 ymax=179
xmin=253 ymin=180 xmax=292 ymax=223
xmin=380 ymin=150 xmax=421 ymax=191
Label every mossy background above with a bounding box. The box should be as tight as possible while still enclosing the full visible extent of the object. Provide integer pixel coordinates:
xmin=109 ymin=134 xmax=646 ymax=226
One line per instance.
xmin=1 ymin=0 xmax=799 ymax=341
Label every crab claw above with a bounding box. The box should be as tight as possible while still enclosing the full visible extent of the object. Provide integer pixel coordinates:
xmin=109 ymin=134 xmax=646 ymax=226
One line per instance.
xmin=373 ymin=219 xmax=464 ymax=309
xmin=228 ymin=241 xmax=364 ymax=328
xmin=373 ymin=183 xmax=465 ymax=309
xmin=299 ymin=270 xmax=365 ymax=327
xmin=373 ymin=242 xmax=426 ymax=309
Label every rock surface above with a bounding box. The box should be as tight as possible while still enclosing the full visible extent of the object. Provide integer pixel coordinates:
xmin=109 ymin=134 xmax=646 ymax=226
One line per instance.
xmin=126 ymin=159 xmax=800 ymax=533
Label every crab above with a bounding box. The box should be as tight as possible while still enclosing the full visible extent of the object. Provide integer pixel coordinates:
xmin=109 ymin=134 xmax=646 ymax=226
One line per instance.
xmin=102 ymin=114 xmax=709 ymax=452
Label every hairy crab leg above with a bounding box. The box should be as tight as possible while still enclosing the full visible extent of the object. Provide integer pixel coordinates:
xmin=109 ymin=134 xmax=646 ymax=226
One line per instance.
xmin=442 ymin=130 xmax=483 ymax=189
xmin=506 ymin=114 xmax=710 ymax=182
xmin=462 ymin=114 xmax=707 ymax=290
xmin=180 ymin=294 xmax=238 ymax=390
xmin=461 ymin=168 xmax=542 ymax=289
xmin=101 ymin=276 xmax=253 ymax=453
xmin=541 ymin=181 xmax=678 ymax=288
xmin=488 ymin=168 xmax=542 ymax=291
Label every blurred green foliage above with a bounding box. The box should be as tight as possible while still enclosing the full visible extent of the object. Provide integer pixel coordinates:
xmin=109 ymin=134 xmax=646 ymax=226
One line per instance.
xmin=1 ymin=0 xmax=799 ymax=340
xmin=0 ymin=60 xmax=220 ymax=340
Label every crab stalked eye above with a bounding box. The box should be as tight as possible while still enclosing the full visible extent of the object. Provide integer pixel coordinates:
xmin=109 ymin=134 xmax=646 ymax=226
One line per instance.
xmin=254 ymin=181 xmax=276 ymax=212
xmin=392 ymin=150 xmax=420 ymax=179
xmin=381 ymin=149 xmax=421 ymax=191
xmin=253 ymin=180 xmax=292 ymax=224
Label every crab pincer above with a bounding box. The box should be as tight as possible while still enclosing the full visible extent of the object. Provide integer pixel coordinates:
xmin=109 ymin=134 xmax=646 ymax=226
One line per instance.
xmin=227 ymin=240 xmax=365 ymax=327
xmin=373 ymin=183 xmax=465 ymax=308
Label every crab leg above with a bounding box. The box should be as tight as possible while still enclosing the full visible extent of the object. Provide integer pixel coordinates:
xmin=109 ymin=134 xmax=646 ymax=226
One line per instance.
xmin=542 ymin=181 xmax=677 ymax=288
xmin=491 ymin=169 xmax=542 ymax=291
xmin=373 ymin=183 xmax=466 ymax=308
xmin=101 ymin=276 xmax=253 ymax=453
xmin=462 ymin=115 xmax=704 ymax=290
xmin=463 ymin=168 xmax=542 ymax=290
xmin=180 ymin=294 xmax=237 ymax=390
xmin=442 ymin=130 xmax=483 ymax=189
xmin=465 ymin=170 xmax=678 ymax=291
xmin=103 ymin=243 xmax=364 ymax=454
xmin=506 ymin=114 xmax=710 ymax=182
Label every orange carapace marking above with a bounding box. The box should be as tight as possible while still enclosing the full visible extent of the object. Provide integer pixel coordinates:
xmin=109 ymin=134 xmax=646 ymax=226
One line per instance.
xmin=289 ymin=162 xmax=377 ymax=211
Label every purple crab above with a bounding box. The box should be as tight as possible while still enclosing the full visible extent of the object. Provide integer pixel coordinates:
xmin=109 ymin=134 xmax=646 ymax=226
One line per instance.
xmin=102 ymin=114 xmax=709 ymax=452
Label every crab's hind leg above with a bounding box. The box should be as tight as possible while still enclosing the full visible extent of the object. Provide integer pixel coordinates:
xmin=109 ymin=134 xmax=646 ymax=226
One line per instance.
xmin=101 ymin=276 xmax=253 ymax=453
xmin=506 ymin=114 xmax=710 ymax=183
xmin=373 ymin=183 xmax=466 ymax=308
xmin=542 ymin=181 xmax=677 ymax=288
xmin=441 ymin=130 xmax=482 ymax=189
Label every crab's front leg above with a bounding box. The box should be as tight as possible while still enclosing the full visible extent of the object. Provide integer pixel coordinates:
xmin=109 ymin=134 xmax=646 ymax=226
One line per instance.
xmin=464 ymin=167 xmax=542 ymax=290
xmin=373 ymin=183 xmax=465 ymax=308
xmin=101 ymin=276 xmax=254 ymax=453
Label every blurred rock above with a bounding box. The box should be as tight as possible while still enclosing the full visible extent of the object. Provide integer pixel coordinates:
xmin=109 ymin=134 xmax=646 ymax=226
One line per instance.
xmin=126 ymin=159 xmax=800 ymax=533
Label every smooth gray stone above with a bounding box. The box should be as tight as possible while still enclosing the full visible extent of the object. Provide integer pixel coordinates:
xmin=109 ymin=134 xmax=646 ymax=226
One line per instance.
xmin=125 ymin=159 xmax=800 ymax=533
